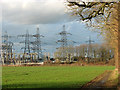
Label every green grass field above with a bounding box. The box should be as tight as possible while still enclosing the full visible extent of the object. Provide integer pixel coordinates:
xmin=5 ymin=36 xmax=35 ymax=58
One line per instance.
xmin=2 ymin=66 xmax=115 ymax=88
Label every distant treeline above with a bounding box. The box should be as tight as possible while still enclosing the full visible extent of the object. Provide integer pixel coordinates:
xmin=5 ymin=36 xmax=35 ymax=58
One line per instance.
xmin=54 ymin=43 xmax=114 ymax=63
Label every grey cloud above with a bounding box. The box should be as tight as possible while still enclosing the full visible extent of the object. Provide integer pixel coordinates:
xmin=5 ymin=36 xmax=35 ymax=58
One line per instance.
xmin=2 ymin=1 xmax=75 ymax=24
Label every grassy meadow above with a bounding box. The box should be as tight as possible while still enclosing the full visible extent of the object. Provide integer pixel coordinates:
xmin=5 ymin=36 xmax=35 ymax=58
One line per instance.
xmin=2 ymin=66 xmax=115 ymax=88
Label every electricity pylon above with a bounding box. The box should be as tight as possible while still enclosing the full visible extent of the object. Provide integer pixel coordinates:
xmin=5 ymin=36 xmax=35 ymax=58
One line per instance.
xmin=86 ymin=36 xmax=94 ymax=62
xmin=31 ymin=27 xmax=44 ymax=60
xmin=18 ymin=30 xmax=33 ymax=54
xmin=2 ymin=31 xmax=14 ymax=63
xmin=56 ymin=25 xmax=72 ymax=61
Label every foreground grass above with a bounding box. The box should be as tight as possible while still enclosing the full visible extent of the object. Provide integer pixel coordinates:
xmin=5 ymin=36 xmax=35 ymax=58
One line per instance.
xmin=2 ymin=66 xmax=115 ymax=88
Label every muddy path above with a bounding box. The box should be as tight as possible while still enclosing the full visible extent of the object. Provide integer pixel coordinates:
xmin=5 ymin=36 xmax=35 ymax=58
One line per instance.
xmin=81 ymin=70 xmax=118 ymax=90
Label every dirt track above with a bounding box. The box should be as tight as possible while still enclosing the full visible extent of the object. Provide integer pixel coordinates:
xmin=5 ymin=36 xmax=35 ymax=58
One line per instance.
xmin=81 ymin=70 xmax=118 ymax=90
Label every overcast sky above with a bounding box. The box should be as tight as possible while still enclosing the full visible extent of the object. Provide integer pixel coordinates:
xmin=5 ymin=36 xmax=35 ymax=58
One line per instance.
xmin=1 ymin=0 xmax=103 ymax=57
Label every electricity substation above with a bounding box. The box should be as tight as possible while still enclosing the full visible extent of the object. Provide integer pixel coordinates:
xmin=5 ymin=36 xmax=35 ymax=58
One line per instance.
xmin=1 ymin=25 xmax=78 ymax=65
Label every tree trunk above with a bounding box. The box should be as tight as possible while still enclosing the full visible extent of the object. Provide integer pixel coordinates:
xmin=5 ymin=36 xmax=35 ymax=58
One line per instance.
xmin=118 ymin=2 xmax=120 ymax=88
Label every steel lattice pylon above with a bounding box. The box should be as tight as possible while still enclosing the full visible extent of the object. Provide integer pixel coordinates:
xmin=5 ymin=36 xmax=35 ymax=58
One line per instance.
xmin=31 ymin=27 xmax=44 ymax=60
xmin=18 ymin=30 xmax=33 ymax=54
xmin=57 ymin=25 xmax=72 ymax=60
xmin=2 ymin=31 xmax=14 ymax=64
xmin=86 ymin=36 xmax=94 ymax=63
